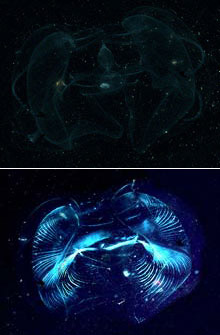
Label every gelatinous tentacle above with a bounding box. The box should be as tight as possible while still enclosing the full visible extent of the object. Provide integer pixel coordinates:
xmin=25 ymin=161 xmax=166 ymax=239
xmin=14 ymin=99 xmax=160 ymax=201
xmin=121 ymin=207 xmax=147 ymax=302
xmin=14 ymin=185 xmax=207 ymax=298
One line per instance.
xmin=98 ymin=42 xmax=115 ymax=71
xmin=184 ymin=90 xmax=203 ymax=122
xmin=71 ymin=28 xmax=104 ymax=50
xmin=27 ymin=32 xmax=73 ymax=149
xmin=180 ymin=36 xmax=206 ymax=73
xmin=131 ymin=88 xmax=193 ymax=153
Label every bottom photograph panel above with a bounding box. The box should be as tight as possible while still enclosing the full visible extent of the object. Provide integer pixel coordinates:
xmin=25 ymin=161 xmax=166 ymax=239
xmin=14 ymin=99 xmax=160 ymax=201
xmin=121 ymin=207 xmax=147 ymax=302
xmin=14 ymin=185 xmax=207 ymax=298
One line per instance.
xmin=1 ymin=170 xmax=219 ymax=335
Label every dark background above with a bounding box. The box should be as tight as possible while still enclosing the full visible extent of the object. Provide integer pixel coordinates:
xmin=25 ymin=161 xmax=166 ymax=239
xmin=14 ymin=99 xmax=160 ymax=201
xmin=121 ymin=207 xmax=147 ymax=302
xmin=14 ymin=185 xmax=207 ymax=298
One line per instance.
xmin=1 ymin=169 xmax=220 ymax=334
xmin=0 ymin=0 xmax=220 ymax=168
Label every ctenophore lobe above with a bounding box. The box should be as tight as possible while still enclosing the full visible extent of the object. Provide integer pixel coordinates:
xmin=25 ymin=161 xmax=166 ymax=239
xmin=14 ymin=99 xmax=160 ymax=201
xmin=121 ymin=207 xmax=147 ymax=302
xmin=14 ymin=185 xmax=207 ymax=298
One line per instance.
xmin=31 ymin=183 xmax=202 ymax=323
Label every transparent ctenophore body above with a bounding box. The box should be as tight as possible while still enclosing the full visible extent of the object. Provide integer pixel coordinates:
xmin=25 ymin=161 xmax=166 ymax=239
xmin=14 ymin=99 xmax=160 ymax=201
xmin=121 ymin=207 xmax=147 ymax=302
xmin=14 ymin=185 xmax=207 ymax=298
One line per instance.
xmin=12 ymin=7 xmax=205 ymax=153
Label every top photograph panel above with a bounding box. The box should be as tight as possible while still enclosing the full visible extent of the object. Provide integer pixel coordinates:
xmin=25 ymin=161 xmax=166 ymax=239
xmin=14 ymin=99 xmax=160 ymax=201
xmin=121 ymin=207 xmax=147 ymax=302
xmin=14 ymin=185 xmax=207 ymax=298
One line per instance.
xmin=1 ymin=0 xmax=219 ymax=167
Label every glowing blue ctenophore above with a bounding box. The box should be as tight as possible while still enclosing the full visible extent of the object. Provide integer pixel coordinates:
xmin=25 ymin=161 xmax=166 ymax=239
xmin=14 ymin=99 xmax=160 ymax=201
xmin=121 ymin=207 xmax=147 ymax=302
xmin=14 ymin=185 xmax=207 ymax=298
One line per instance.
xmin=32 ymin=183 xmax=201 ymax=323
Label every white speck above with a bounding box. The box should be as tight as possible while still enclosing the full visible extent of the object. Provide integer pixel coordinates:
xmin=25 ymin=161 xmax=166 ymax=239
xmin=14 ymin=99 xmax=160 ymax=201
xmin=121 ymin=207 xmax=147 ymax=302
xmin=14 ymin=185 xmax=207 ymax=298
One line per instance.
xmin=18 ymin=237 xmax=28 ymax=242
xmin=123 ymin=269 xmax=130 ymax=277
xmin=100 ymin=82 xmax=110 ymax=89
xmin=117 ymin=299 xmax=125 ymax=305
xmin=59 ymin=212 xmax=67 ymax=219
xmin=171 ymin=59 xmax=178 ymax=65
xmin=194 ymin=270 xmax=199 ymax=275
